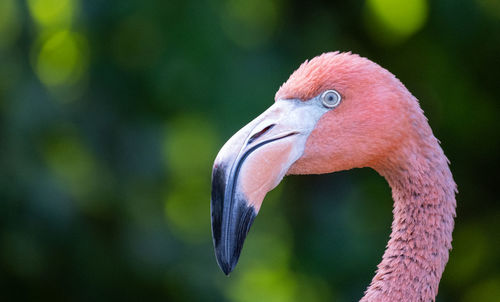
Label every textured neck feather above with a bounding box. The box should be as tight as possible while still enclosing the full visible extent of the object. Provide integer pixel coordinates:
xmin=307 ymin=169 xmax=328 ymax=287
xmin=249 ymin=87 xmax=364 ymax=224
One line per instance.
xmin=362 ymin=132 xmax=457 ymax=302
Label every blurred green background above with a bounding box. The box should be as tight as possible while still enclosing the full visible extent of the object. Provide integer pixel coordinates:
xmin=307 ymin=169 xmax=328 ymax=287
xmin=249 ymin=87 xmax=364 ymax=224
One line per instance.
xmin=1 ymin=0 xmax=499 ymax=301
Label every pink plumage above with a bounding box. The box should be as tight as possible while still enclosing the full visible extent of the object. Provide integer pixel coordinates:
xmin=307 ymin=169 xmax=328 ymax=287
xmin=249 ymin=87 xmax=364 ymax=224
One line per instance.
xmin=211 ymin=52 xmax=457 ymax=302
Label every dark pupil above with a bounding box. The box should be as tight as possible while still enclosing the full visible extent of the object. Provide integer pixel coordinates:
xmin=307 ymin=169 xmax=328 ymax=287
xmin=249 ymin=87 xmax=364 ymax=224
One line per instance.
xmin=328 ymin=95 xmax=334 ymax=101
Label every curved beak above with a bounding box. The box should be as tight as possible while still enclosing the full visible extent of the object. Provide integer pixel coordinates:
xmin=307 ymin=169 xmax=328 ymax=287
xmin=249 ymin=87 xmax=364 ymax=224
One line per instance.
xmin=210 ymin=99 xmax=327 ymax=275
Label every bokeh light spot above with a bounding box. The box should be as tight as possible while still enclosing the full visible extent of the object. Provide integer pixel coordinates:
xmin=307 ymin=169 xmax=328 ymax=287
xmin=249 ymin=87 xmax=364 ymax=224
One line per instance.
xmin=163 ymin=115 xmax=217 ymax=184
xmin=0 ymin=0 xmax=22 ymax=50
xmin=226 ymin=263 xmax=332 ymax=302
xmin=27 ymin=0 xmax=76 ymax=29
xmin=35 ymin=30 xmax=88 ymax=87
xmin=227 ymin=267 xmax=296 ymax=302
xmin=365 ymin=0 xmax=428 ymax=44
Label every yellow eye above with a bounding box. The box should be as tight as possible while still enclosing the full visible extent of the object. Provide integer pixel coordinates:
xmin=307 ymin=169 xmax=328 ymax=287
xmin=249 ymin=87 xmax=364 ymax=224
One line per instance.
xmin=321 ymin=90 xmax=341 ymax=108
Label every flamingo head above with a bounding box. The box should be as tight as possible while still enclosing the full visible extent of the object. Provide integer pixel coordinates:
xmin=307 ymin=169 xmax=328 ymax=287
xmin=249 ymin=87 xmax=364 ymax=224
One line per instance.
xmin=211 ymin=52 xmax=415 ymax=274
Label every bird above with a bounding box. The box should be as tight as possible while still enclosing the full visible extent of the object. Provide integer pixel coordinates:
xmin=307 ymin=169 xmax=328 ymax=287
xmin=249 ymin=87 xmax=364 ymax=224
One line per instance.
xmin=210 ymin=52 xmax=457 ymax=302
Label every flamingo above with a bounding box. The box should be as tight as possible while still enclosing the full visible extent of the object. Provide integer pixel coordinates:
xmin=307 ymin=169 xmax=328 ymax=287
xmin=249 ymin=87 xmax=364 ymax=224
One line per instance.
xmin=210 ymin=52 xmax=457 ymax=302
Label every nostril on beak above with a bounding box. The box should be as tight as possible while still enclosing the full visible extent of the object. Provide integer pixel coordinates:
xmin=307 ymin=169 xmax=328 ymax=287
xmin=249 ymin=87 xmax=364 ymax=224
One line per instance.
xmin=248 ymin=124 xmax=275 ymax=144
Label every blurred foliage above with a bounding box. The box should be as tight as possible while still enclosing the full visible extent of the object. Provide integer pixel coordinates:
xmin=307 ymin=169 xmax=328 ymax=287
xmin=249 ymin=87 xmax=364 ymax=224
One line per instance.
xmin=0 ymin=0 xmax=499 ymax=301
xmin=364 ymin=0 xmax=428 ymax=44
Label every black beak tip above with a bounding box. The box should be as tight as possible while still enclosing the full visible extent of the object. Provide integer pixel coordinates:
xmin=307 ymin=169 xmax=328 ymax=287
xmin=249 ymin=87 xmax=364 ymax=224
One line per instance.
xmin=214 ymin=243 xmax=240 ymax=276
xmin=219 ymin=260 xmax=234 ymax=276
xmin=212 ymin=202 xmax=256 ymax=275
xmin=210 ymin=161 xmax=258 ymax=276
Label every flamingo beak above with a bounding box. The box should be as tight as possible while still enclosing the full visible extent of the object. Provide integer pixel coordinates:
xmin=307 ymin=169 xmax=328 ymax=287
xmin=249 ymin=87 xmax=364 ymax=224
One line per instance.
xmin=211 ymin=99 xmax=329 ymax=275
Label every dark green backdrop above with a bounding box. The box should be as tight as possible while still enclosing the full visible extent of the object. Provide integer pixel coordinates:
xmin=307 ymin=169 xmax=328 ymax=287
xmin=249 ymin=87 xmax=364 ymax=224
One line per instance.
xmin=1 ymin=0 xmax=499 ymax=301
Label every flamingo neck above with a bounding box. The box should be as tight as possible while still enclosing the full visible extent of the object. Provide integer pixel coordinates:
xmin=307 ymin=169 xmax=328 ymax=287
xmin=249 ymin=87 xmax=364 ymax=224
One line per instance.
xmin=362 ymin=137 xmax=457 ymax=302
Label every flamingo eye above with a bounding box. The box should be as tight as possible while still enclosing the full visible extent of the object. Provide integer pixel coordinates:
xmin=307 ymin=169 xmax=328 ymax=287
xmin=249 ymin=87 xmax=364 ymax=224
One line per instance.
xmin=321 ymin=90 xmax=341 ymax=108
